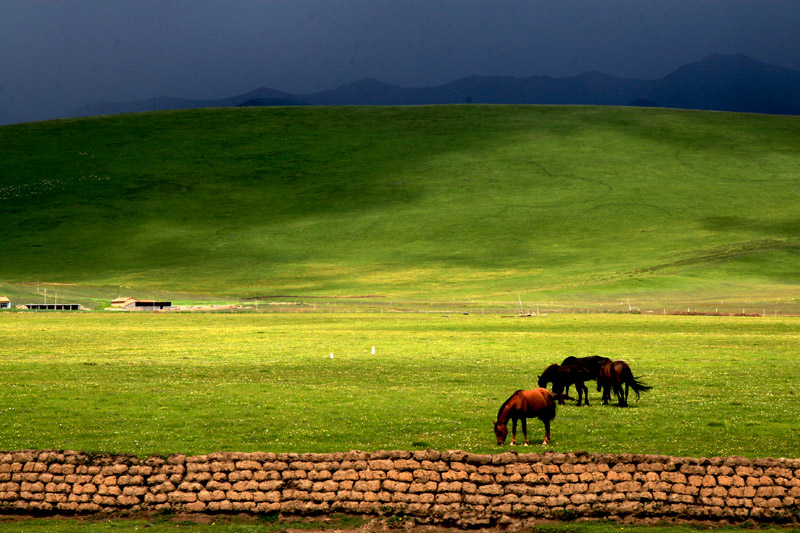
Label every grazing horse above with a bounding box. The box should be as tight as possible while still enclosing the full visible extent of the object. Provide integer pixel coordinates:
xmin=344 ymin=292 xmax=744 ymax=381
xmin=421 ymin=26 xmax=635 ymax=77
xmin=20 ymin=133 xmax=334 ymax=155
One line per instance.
xmin=561 ymin=355 xmax=612 ymax=377
xmin=559 ymin=355 xmax=612 ymax=400
xmin=596 ymin=360 xmax=652 ymax=407
xmin=538 ymin=363 xmax=592 ymax=406
xmin=493 ymin=388 xmax=556 ymax=446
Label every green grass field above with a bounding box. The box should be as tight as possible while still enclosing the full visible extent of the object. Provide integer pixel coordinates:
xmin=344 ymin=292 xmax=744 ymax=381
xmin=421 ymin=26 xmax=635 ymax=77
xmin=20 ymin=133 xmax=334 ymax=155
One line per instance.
xmin=1 ymin=313 xmax=797 ymax=459
xmin=1 ymin=105 xmax=799 ymax=310
xmin=0 ymin=515 xmax=793 ymax=532
xmin=0 ymin=517 xmax=794 ymax=533
xmin=2 ymin=105 xmax=799 ymax=530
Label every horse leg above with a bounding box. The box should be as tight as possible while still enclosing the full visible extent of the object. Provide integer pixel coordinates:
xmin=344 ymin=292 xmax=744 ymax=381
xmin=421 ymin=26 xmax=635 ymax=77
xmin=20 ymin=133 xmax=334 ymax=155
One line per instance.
xmin=623 ymin=383 xmax=630 ymax=407
xmin=581 ymin=382 xmax=589 ymax=406
xmin=521 ymin=418 xmax=529 ymax=446
xmin=615 ymin=383 xmax=625 ymax=407
xmin=511 ymin=417 xmax=518 ymax=446
xmin=542 ymin=418 xmax=551 ymax=445
xmin=597 ymin=378 xmax=609 ymax=404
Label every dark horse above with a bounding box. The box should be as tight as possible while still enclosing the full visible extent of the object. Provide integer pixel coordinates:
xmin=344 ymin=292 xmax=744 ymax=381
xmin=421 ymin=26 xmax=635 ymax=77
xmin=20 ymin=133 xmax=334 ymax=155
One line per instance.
xmin=596 ymin=360 xmax=652 ymax=407
xmin=493 ymin=388 xmax=556 ymax=446
xmin=559 ymin=355 xmax=612 ymax=399
xmin=561 ymin=355 xmax=612 ymax=377
xmin=538 ymin=363 xmax=592 ymax=406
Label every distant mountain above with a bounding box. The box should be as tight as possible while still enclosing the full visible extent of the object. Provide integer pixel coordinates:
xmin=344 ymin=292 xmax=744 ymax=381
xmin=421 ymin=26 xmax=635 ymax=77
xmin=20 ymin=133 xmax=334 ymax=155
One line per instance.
xmin=640 ymin=54 xmax=800 ymax=115
xmin=69 ymin=54 xmax=800 ymax=118
xmin=72 ymin=87 xmax=301 ymax=117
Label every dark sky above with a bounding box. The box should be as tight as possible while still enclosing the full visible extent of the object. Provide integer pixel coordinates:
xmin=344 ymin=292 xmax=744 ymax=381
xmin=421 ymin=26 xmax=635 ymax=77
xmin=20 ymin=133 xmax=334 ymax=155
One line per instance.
xmin=2 ymin=0 xmax=799 ymax=124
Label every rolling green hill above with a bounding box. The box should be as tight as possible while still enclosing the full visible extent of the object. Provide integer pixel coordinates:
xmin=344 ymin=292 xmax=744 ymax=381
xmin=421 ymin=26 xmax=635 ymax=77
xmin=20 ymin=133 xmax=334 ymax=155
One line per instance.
xmin=1 ymin=105 xmax=799 ymax=309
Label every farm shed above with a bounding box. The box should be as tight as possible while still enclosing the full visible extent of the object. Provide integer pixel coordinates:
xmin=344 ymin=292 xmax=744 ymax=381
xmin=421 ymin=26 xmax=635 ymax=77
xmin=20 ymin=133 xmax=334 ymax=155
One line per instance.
xmin=110 ymin=296 xmax=138 ymax=308
xmin=19 ymin=303 xmax=82 ymax=311
xmin=0 ymin=296 xmax=10 ymax=309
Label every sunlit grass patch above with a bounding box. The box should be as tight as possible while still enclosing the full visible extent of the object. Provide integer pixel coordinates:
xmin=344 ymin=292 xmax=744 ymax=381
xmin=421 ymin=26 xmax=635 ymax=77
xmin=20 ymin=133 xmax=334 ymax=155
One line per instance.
xmin=1 ymin=106 xmax=799 ymax=306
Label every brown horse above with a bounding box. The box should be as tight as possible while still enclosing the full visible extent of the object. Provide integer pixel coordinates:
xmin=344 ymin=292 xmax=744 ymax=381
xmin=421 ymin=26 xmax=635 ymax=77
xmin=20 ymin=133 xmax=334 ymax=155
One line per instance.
xmin=537 ymin=363 xmax=592 ymax=406
xmin=493 ymin=388 xmax=556 ymax=446
xmin=596 ymin=360 xmax=652 ymax=407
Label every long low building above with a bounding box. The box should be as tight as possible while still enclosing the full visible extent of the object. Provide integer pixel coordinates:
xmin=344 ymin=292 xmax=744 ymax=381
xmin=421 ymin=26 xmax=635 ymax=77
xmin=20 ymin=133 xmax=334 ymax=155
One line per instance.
xmin=18 ymin=303 xmax=84 ymax=311
xmin=109 ymin=297 xmax=173 ymax=311
xmin=0 ymin=296 xmax=10 ymax=309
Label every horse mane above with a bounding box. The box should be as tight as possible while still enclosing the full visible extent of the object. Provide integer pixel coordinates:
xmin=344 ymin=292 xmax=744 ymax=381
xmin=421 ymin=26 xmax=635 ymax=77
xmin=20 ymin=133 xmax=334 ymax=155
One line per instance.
xmin=542 ymin=363 xmax=560 ymax=375
xmin=497 ymin=390 xmax=523 ymax=421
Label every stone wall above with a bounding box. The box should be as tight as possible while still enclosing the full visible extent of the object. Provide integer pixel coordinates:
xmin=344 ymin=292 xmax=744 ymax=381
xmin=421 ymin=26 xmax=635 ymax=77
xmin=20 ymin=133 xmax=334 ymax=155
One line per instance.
xmin=1 ymin=449 xmax=799 ymax=526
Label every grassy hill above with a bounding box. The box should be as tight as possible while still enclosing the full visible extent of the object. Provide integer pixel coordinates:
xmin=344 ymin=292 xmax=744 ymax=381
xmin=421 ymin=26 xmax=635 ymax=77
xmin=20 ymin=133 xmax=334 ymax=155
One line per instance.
xmin=1 ymin=105 xmax=799 ymax=310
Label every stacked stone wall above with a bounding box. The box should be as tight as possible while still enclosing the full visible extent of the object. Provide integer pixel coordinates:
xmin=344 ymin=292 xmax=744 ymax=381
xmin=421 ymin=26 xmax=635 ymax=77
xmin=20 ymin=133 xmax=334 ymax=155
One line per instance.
xmin=1 ymin=449 xmax=798 ymax=527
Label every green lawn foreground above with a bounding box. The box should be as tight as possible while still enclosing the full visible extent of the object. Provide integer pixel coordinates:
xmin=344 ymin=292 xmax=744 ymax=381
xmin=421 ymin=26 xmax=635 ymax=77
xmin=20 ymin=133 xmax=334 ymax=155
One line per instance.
xmin=0 ymin=516 xmax=795 ymax=533
xmin=0 ymin=516 xmax=795 ymax=532
xmin=0 ymin=313 xmax=798 ymax=459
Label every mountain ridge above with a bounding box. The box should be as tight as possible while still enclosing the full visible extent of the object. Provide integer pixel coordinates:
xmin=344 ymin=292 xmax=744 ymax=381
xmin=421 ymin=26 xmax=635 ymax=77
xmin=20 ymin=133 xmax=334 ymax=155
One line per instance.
xmin=67 ymin=54 xmax=800 ymax=119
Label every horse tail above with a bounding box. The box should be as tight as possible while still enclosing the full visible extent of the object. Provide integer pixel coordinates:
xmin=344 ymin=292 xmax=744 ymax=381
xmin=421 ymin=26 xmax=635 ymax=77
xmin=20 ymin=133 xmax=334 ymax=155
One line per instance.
xmin=538 ymin=389 xmax=558 ymax=422
xmin=540 ymin=399 xmax=557 ymax=422
xmin=623 ymin=367 xmax=652 ymax=400
xmin=552 ymin=393 xmax=576 ymax=403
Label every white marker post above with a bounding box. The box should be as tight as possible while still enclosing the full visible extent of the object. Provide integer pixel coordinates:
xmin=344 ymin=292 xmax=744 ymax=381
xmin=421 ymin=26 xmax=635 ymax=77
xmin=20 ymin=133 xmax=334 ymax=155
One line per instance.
xmin=371 ymin=346 xmax=376 ymax=354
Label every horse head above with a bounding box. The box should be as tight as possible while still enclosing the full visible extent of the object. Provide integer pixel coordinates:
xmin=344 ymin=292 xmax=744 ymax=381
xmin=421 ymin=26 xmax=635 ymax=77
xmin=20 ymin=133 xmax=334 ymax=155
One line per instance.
xmin=492 ymin=420 xmax=508 ymax=445
xmin=538 ymin=363 xmax=559 ymax=388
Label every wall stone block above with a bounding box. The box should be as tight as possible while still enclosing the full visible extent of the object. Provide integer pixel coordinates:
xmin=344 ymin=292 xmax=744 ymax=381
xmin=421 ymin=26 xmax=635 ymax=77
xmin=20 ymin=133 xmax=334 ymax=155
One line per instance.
xmin=0 ymin=449 xmax=797 ymax=526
